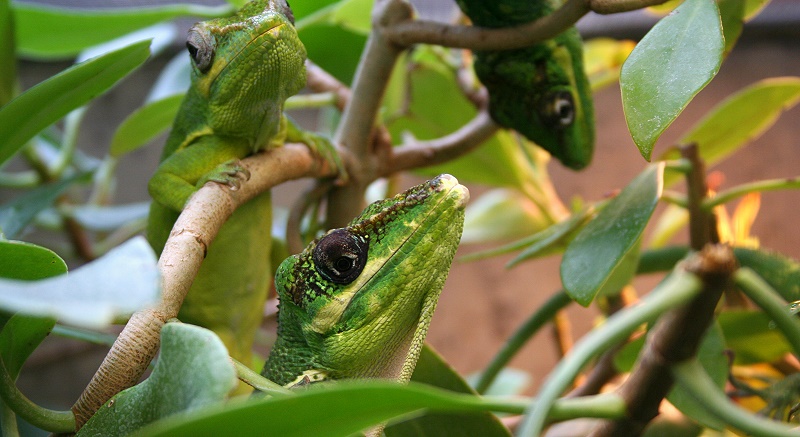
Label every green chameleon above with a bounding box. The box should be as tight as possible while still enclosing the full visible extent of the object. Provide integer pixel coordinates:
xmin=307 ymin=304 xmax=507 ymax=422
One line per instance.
xmin=456 ymin=0 xmax=595 ymax=170
xmin=147 ymin=0 xmax=340 ymax=367
xmin=261 ymin=174 xmax=468 ymax=387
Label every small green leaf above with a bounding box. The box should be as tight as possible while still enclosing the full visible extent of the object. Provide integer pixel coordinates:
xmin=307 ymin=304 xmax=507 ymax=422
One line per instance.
xmin=13 ymin=3 xmax=232 ymax=59
xmin=461 ymin=189 xmax=550 ymax=245
xmin=0 ymin=173 xmax=88 ymax=239
xmin=0 ymin=315 xmax=56 ymax=379
xmin=78 ymin=323 xmax=236 ymax=437
xmin=0 ymin=241 xmax=67 ymax=281
xmin=663 ymin=77 xmax=800 ymax=186
xmin=621 ymin=0 xmax=724 ymax=160
xmin=718 ymin=310 xmax=791 ymax=364
xmin=0 ymin=237 xmax=158 ymax=328
xmin=0 ymin=0 xmax=17 ymax=106
xmin=110 ymin=95 xmax=183 ymax=157
xmin=298 ymin=24 xmax=366 ymax=84
xmin=0 ymin=40 xmax=151 ymax=167
xmin=508 ymin=209 xmax=595 ymax=267
xmin=561 ymin=164 xmax=663 ymax=306
xmin=734 ymin=247 xmax=800 ymax=302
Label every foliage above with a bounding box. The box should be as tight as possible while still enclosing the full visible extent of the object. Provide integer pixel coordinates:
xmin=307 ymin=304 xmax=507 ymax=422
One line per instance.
xmin=0 ymin=0 xmax=799 ymax=436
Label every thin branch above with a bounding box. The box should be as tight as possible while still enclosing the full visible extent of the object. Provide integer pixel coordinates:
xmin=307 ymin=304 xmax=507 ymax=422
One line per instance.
xmin=71 ymin=144 xmax=337 ymax=429
xmin=703 ymin=176 xmax=800 ymax=210
xmin=384 ymin=0 xmax=669 ymax=50
xmin=305 ymin=60 xmax=352 ymax=112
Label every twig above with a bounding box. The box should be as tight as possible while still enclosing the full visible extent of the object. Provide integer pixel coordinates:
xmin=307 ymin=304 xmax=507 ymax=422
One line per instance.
xmin=70 ymin=144 xmax=337 ymax=428
xmin=305 ymin=60 xmax=352 ymax=112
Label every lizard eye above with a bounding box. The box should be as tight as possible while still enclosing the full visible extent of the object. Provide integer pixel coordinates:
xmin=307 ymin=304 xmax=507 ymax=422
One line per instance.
xmin=186 ymin=27 xmax=215 ymax=73
xmin=312 ymin=229 xmax=368 ymax=285
xmin=542 ymin=91 xmax=575 ymax=129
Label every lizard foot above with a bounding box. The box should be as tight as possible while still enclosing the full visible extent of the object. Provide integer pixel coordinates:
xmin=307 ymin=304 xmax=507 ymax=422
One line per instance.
xmin=198 ymin=159 xmax=251 ymax=191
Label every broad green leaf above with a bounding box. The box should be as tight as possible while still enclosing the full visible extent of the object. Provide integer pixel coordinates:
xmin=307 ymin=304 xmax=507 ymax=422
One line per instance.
xmin=0 ymin=0 xmax=16 ymax=106
xmin=561 ymin=164 xmax=663 ymax=306
xmin=110 ymin=95 xmax=183 ymax=157
xmin=0 ymin=40 xmax=151 ymax=167
xmin=69 ymin=202 xmax=150 ymax=232
xmin=461 ymin=189 xmax=550 ymax=244
xmin=667 ymin=323 xmax=728 ymax=430
xmin=0 ymin=237 xmax=158 ymax=328
xmin=0 ymin=315 xmax=56 ymax=379
xmin=0 ymin=241 xmax=67 ymax=281
xmin=298 ymin=24 xmax=366 ymax=84
xmin=12 ymin=3 xmax=232 ymax=59
xmin=663 ymin=77 xmax=800 ymax=186
xmin=734 ymin=247 xmax=800 ymax=302
xmin=385 ymin=345 xmax=511 ymax=437
xmin=718 ymin=310 xmax=791 ymax=364
xmin=78 ymin=323 xmax=236 ymax=437
xmin=621 ymin=0 xmax=724 ymax=160
xmin=139 ymin=380 xmax=513 ymax=437
xmin=0 ymin=173 xmax=88 ymax=239
xmin=291 ymin=0 xmax=340 ymax=22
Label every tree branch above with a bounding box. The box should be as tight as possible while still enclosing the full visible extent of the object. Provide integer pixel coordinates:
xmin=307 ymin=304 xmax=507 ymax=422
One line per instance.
xmin=71 ymin=144 xmax=336 ymax=429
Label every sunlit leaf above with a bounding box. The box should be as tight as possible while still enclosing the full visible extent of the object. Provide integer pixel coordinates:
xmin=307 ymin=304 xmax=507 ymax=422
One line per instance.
xmin=461 ymin=189 xmax=550 ymax=244
xmin=0 ymin=40 xmax=151 ymax=166
xmin=0 ymin=237 xmax=158 ymax=328
xmin=110 ymin=95 xmax=183 ymax=157
xmin=561 ymin=164 xmax=663 ymax=306
xmin=78 ymin=323 xmax=237 ymax=437
xmin=744 ymin=0 xmax=772 ymax=20
xmin=621 ymin=0 xmax=724 ymax=160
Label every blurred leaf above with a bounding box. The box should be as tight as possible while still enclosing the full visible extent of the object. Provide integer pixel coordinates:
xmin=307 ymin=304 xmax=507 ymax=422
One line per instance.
xmin=110 ymin=95 xmax=183 ymax=157
xmin=461 ymin=189 xmax=549 ymax=244
xmin=717 ymin=0 xmax=745 ymax=55
xmin=583 ymin=38 xmax=635 ymax=91
xmin=614 ymin=335 xmax=646 ymax=373
xmin=0 ymin=173 xmax=87 ymax=239
xmin=0 ymin=315 xmax=56 ymax=379
xmin=647 ymin=0 xmax=684 ymax=13
xmin=291 ymin=0 xmax=340 ymax=21
xmin=139 ymin=379 xmax=513 ymax=437
xmin=385 ymin=344 xmax=511 ymax=437
xmin=508 ymin=208 xmax=595 ymax=267
xmin=667 ymin=323 xmax=727 ymax=430
xmin=647 ymin=203 xmax=689 ymax=248
xmin=734 ymin=247 xmax=800 ymax=302
xmin=0 ymin=241 xmax=67 ymax=281
xmin=70 ymin=202 xmax=150 ymax=232
xmin=744 ymin=0 xmax=771 ymax=19
xmin=299 ymin=24 xmax=366 ymax=84
xmin=466 ymin=368 xmax=530 ymax=397
xmin=561 ymin=164 xmax=663 ymax=306
xmin=718 ymin=310 xmax=791 ymax=364
xmin=329 ymin=0 xmax=373 ymax=34
xmin=77 ymin=22 xmax=177 ymax=63
xmin=12 ymin=2 xmax=232 ymax=59
xmin=0 ymin=237 xmax=158 ymax=328
xmin=146 ymin=53 xmax=191 ymax=102
xmin=0 ymin=0 xmax=16 ymax=106
xmin=663 ymin=77 xmax=800 ymax=186
xmin=621 ymin=0 xmax=723 ymax=160
xmin=0 ymin=40 xmax=151 ymax=167
xmin=78 ymin=323 xmax=237 ymax=437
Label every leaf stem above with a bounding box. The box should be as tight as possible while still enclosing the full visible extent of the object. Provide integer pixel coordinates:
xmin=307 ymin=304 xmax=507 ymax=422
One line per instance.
xmin=703 ymin=176 xmax=800 ymax=209
xmin=230 ymin=358 xmax=292 ymax=397
xmin=672 ymin=359 xmax=799 ymax=437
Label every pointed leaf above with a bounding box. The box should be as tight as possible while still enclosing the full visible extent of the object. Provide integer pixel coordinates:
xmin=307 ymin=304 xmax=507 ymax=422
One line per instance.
xmin=110 ymin=95 xmax=183 ymax=157
xmin=0 ymin=173 xmax=89 ymax=239
xmin=621 ymin=0 xmax=724 ymax=160
xmin=0 ymin=241 xmax=67 ymax=281
xmin=77 ymin=323 xmax=236 ymax=437
xmin=561 ymin=164 xmax=663 ymax=306
xmin=0 ymin=237 xmax=158 ymax=328
xmin=718 ymin=310 xmax=791 ymax=364
xmin=0 ymin=40 xmax=151 ymax=166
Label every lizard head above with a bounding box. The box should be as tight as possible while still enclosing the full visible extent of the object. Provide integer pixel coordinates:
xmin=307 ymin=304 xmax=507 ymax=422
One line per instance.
xmin=185 ymin=0 xmax=307 ymax=144
xmin=273 ymin=174 xmax=468 ymax=383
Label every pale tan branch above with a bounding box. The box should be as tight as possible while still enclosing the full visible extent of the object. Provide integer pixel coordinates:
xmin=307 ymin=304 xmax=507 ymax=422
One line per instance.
xmin=387 ymin=111 xmax=498 ymax=174
xmin=71 ymin=144 xmax=336 ymax=429
xmin=305 ymin=61 xmax=351 ymax=112
xmin=384 ymin=0 xmax=668 ymax=50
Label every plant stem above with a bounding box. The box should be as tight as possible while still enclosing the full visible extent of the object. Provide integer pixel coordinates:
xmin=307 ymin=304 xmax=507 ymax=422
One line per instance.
xmin=704 ymin=176 xmax=800 ymax=209
xmin=672 ymin=359 xmax=799 ymax=437
xmin=230 ymin=358 xmax=292 ymax=397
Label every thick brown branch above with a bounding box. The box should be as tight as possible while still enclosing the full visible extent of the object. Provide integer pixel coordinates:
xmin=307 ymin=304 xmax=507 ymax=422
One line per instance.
xmin=384 ymin=0 xmax=668 ymax=51
xmin=71 ymin=144 xmax=336 ymax=429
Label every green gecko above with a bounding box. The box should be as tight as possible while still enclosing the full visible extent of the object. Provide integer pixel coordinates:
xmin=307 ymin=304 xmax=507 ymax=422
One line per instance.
xmin=455 ymin=0 xmax=595 ymax=170
xmin=261 ymin=174 xmax=468 ymax=387
xmin=147 ymin=0 xmax=340 ymax=368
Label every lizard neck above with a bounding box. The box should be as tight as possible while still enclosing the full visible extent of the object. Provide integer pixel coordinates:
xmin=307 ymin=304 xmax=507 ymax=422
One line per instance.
xmin=262 ymin=302 xmax=319 ymax=386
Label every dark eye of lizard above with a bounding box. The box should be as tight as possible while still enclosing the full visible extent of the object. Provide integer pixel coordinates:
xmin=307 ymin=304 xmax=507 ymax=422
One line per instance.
xmin=542 ymin=91 xmax=575 ymax=129
xmin=312 ymin=229 xmax=368 ymax=284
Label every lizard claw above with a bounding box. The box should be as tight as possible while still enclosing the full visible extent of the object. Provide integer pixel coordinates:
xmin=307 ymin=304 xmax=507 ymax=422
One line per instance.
xmin=198 ymin=159 xmax=251 ymax=191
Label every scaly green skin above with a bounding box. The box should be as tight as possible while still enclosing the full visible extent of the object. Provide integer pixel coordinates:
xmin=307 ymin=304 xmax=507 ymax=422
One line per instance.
xmin=456 ymin=0 xmax=595 ymax=170
xmin=147 ymin=0 xmax=339 ymax=367
xmin=262 ymin=175 xmax=469 ymax=387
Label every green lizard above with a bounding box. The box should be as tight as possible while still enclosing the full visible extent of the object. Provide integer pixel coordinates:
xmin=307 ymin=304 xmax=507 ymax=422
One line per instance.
xmin=261 ymin=174 xmax=468 ymax=387
xmin=456 ymin=0 xmax=595 ymax=170
xmin=147 ymin=0 xmax=340 ymax=368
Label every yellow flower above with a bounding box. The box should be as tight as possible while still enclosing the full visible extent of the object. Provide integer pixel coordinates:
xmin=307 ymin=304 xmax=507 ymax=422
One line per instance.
xmin=715 ymin=192 xmax=761 ymax=249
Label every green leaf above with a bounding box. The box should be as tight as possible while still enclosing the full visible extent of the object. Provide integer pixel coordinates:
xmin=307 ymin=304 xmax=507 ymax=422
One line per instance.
xmin=385 ymin=345 xmax=511 ymax=437
xmin=328 ymin=0 xmax=373 ymax=34
xmin=0 ymin=241 xmax=67 ymax=281
xmin=78 ymin=323 xmax=236 ymax=437
xmin=0 ymin=0 xmax=16 ymax=106
xmin=139 ymin=380 xmax=514 ymax=437
xmin=718 ymin=310 xmax=791 ymax=364
xmin=621 ymin=0 xmax=724 ymax=160
xmin=717 ymin=0 xmax=745 ymax=55
xmin=561 ymin=164 xmax=663 ymax=306
xmin=583 ymin=38 xmax=635 ymax=92
xmin=0 ymin=237 xmax=158 ymax=328
xmin=734 ymin=247 xmax=800 ymax=302
xmin=110 ymin=95 xmax=183 ymax=157
xmin=0 ymin=315 xmax=56 ymax=379
xmin=667 ymin=323 xmax=728 ymax=430
xmin=0 ymin=173 xmax=88 ymax=239
xmin=12 ymin=3 xmax=232 ymax=59
xmin=662 ymin=77 xmax=800 ymax=186
xmin=0 ymin=40 xmax=151 ymax=167
xmin=298 ymin=24 xmax=366 ymax=85
xmin=744 ymin=0 xmax=771 ymax=19
xmin=461 ymin=189 xmax=550 ymax=245
xmin=508 ymin=208 xmax=595 ymax=267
